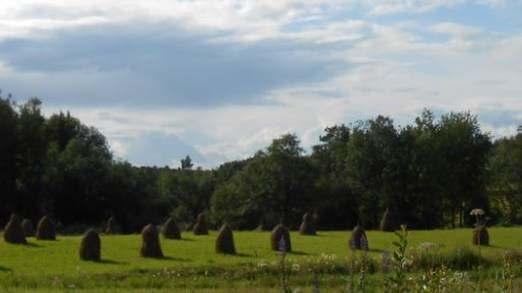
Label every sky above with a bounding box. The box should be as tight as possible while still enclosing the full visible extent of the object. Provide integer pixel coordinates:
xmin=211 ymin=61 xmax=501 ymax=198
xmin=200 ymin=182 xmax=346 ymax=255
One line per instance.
xmin=0 ymin=0 xmax=521 ymax=168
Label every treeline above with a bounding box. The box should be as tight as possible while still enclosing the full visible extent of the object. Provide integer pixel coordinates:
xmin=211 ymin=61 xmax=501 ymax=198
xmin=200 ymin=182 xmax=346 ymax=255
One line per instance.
xmin=0 ymin=96 xmax=520 ymax=232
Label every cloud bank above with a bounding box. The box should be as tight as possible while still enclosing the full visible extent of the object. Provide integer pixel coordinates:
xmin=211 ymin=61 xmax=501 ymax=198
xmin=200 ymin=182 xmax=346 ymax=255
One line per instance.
xmin=1 ymin=0 xmax=521 ymax=167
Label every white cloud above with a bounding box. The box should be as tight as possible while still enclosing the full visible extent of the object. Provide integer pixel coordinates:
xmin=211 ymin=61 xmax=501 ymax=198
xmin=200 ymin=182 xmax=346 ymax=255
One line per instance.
xmin=4 ymin=1 xmax=522 ymax=167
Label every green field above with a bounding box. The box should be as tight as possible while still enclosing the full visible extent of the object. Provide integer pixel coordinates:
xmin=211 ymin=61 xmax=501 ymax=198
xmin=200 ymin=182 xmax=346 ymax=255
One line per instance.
xmin=1 ymin=227 xmax=521 ymax=291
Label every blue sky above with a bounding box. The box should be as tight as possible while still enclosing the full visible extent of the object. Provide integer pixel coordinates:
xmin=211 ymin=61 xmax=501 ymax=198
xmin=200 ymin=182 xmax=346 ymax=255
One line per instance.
xmin=1 ymin=0 xmax=521 ymax=168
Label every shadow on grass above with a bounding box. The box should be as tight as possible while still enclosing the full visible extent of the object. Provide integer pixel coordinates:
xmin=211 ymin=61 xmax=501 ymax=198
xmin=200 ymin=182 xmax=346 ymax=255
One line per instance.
xmin=0 ymin=266 xmax=11 ymax=272
xmin=234 ymin=253 xmax=252 ymax=258
xmin=289 ymin=251 xmax=309 ymax=256
xmin=487 ymin=245 xmax=510 ymax=250
xmin=178 ymin=238 xmax=195 ymax=242
xmin=368 ymin=248 xmax=388 ymax=254
xmin=153 ymin=256 xmax=191 ymax=262
xmin=24 ymin=242 xmax=42 ymax=248
xmin=95 ymin=259 xmax=129 ymax=265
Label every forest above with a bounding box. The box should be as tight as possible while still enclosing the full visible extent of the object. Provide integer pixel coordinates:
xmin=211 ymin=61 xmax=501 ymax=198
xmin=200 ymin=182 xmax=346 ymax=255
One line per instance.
xmin=1 ymin=96 xmax=521 ymax=233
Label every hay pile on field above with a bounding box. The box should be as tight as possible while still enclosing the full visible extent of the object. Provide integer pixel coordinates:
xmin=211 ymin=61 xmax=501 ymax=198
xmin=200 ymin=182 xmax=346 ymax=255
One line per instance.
xmin=472 ymin=226 xmax=489 ymax=246
xmin=299 ymin=213 xmax=316 ymax=235
xmin=380 ymin=208 xmax=399 ymax=232
xmin=104 ymin=217 xmax=121 ymax=234
xmin=271 ymin=224 xmax=291 ymax=252
xmin=349 ymin=225 xmax=369 ymax=250
xmin=79 ymin=229 xmax=101 ymax=261
xmin=36 ymin=216 xmax=56 ymax=240
xmin=215 ymin=223 xmax=236 ymax=255
xmin=193 ymin=213 xmax=209 ymax=235
xmin=21 ymin=219 xmax=34 ymax=237
xmin=3 ymin=214 xmax=27 ymax=244
xmin=140 ymin=224 xmax=163 ymax=258
xmin=162 ymin=217 xmax=181 ymax=239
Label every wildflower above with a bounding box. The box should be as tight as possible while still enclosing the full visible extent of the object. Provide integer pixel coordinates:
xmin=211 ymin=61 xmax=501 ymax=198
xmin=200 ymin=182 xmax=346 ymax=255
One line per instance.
xmin=292 ymin=263 xmax=301 ymax=272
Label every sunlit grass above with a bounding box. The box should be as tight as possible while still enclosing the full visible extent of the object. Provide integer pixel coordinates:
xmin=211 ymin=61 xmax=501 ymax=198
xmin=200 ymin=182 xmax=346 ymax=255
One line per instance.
xmin=0 ymin=227 xmax=521 ymax=290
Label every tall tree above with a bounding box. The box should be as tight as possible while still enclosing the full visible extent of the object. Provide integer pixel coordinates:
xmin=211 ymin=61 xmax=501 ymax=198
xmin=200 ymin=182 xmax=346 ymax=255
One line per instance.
xmin=0 ymin=97 xmax=18 ymax=221
xmin=16 ymin=98 xmax=47 ymax=217
xmin=489 ymin=132 xmax=522 ymax=225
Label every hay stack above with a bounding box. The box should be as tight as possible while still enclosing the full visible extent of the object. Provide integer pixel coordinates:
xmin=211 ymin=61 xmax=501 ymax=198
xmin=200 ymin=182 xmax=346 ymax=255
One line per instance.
xmin=271 ymin=224 xmax=291 ymax=252
xmin=379 ymin=208 xmax=398 ymax=232
xmin=193 ymin=213 xmax=209 ymax=235
xmin=79 ymin=229 xmax=101 ymax=261
xmin=472 ymin=226 xmax=489 ymax=246
xmin=140 ymin=224 xmax=163 ymax=258
xmin=215 ymin=223 xmax=236 ymax=254
xmin=36 ymin=216 xmax=56 ymax=240
xmin=162 ymin=217 xmax=181 ymax=239
xmin=3 ymin=214 xmax=27 ymax=244
xmin=21 ymin=219 xmax=34 ymax=237
xmin=104 ymin=217 xmax=121 ymax=234
xmin=299 ymin=213 xmax=316 ymax=235
xmin=349 ymin=225 xmax=369 ymax=250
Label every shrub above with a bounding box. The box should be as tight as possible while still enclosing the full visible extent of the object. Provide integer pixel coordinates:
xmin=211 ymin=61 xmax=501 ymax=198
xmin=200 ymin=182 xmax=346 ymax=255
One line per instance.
xmin=193 ymin=213 xmax=209 ymax=235
xmin=3 ymin=214 xmax=27 ymax=244
xmin=21 ymin=219 xmax=34 ymax=237
xmin=380 ymin=208 xmax=401 ymax=232
xmin=472 ymin=226 xmax=489 ymax=246
xmin=79 ymin=229 xmax=101 ymax=261
xmin=271 ymin=224 xmax=291 ymax=252
xmin=504 ymin=249 xmax=522 ymax=265
xmin=162 ymin=217 xmax=181 ymax=240
xmin=349 ymin=225 xmax=369 ymax=250
xmin=140 ymin=224 xmax=163 ymax=258
xmin=215 ymin=223 xmax=236 ymax=255
xmin=36 ymin=216 xmax=56 ymax=240
xmin=104 ymin=217 xmax=121 ymax=234
xmin=299 ymin=213 xmax=316 ymax=235
xmin=411 ymin=246 xmax=490 ymax=270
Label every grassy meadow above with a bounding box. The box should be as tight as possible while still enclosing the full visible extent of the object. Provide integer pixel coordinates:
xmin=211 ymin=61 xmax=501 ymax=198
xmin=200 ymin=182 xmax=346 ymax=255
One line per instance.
xmin=1 ymin=227 xmax=521 ymax=291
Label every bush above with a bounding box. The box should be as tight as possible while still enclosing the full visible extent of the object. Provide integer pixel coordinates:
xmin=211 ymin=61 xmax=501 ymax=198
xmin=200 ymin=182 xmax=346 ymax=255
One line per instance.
xmin=3 ymin=214 xmax=27 ymax=244
xmin=411 ymin=246 xmax=490 ymax=270
xmin=349 ymin=225 xmax=369 ymax=250
xmin=36 ymin=216 xmax=56 ymax=240
xmin=162 ymin=217 xmax=181 ymax=240
xmin=299 ymin=213 xmax=316 ymax=235
xmin=193 ymin=213 xmax=209 ymax=235
xmin=215 ymin=223 xmax=236 ymax=255
xmin=21 ymin=219 xmax=34 ymax=237
xmin=140 ymin=224 xmax=163 ymax=258
xmin=104 ymin=217 xmax=121 ymax=234
xmin=271 ymin=224 xmax=291 ymax=252
xmin=79 ymin=229 xmax=101 ymax=261
xmin=472 ymin=225 xmax=489 ymax=246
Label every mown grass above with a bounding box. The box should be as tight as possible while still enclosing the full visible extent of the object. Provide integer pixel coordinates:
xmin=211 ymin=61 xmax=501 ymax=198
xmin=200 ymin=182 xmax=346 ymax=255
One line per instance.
xmin=0 ymin=227 xmax=521 ymax=291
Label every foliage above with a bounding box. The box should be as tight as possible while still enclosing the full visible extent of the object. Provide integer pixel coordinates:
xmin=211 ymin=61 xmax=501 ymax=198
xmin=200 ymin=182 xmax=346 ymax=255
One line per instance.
xmin=387 ymin=225 xmax=409 ymax=292
xmin=0 ymin=95 xmax=518 ymax=231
